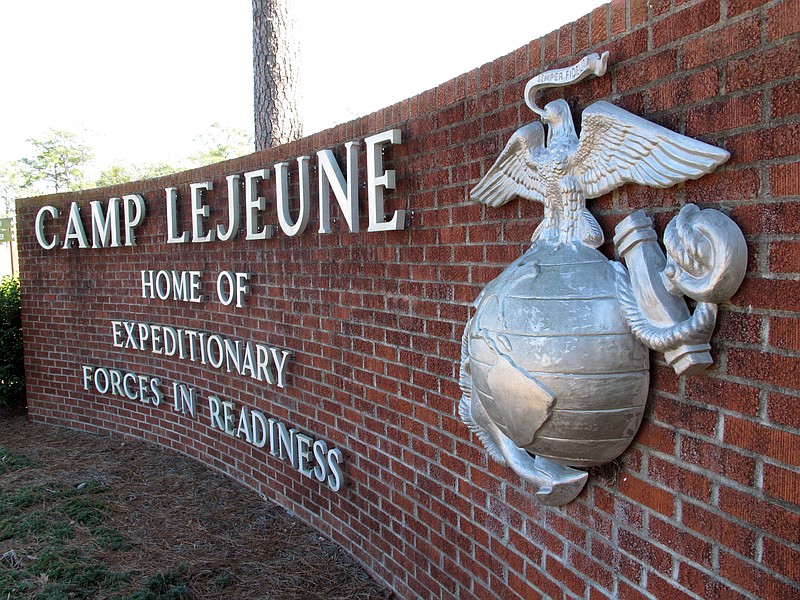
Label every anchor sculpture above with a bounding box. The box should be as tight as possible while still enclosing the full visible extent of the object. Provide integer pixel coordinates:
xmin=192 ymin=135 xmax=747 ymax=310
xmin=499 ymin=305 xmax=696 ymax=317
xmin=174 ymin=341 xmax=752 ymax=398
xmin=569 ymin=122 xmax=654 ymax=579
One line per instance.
xmin=459 ymin=53 xmax=747 ymax=506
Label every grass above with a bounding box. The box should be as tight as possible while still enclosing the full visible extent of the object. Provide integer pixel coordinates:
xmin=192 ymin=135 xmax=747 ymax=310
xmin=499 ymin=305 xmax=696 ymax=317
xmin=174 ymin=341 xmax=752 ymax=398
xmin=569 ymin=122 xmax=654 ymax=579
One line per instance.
xmin=0 ymin=449 xmax=190 ymax=599
xmin=0 ymin=445 xmax=37 ymax=475
xmin=128 ymin=566 xmax=191 ymax=600
xmin=0 ymin=420 xmax=390 ymax=599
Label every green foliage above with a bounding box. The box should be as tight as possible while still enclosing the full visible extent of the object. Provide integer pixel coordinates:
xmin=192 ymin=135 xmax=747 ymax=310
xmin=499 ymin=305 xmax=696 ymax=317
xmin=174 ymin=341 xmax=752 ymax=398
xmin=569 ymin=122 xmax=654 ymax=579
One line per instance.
xmin=135 ymin=161 xmax=183 ymax=180
xmin=0 ymin=161 xmax=24 ymax=213
xmin=0 ymin=275 xmax=24 ymax=409
xmin=95 ymin=163 xmax=135 ymax=187
xmin=19 ymin=129 xmax=94 ymax=193
xmin=189 ymin=122 xmax=254 ymax=166
xmin=16 ymin=123 xmax=252 ymax=193
xmin=95 ymin=161 xmax=183 ymax=187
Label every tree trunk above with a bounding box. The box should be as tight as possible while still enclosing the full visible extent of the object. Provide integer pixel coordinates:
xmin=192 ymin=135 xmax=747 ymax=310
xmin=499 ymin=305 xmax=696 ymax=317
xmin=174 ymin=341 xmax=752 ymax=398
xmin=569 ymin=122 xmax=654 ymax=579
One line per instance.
xmin=252 ymin=0 xmax=302 ymax=151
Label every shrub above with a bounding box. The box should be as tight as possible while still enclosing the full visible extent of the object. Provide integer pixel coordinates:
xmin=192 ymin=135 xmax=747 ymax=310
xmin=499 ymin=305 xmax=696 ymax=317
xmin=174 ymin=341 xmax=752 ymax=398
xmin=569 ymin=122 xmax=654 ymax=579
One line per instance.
xmin=0 ymin=276 xmax=25 ymax=408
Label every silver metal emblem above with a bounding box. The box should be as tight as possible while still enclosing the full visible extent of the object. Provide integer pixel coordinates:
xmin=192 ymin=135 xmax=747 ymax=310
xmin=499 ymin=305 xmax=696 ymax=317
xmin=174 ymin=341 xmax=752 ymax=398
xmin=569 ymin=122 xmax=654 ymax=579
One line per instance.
xmin=459 ymin=53 xmax=747 ymax=506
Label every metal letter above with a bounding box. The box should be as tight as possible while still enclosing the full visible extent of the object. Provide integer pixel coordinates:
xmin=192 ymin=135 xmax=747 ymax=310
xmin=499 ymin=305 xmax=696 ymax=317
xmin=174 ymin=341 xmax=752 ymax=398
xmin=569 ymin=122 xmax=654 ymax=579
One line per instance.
xmin=245 ymin=169 xmax=273 ymax=240
xmin=90 ymin=198 xmax=121 ymax=248
xmin=318 ymin=141 xmax=359 ymax=233
xmin=35 ymin=206 xmax=59 ymax=250
xmin=276 ymin=157 xmax=311 ymax=237
xmin=366 ymin=129 xmax=405 ymax=232
xmin=122 ymin=194 xmax=146 ymax=246
xmin=217 ymin=174 xmax=241 ymax=241
xmin=165 ymin=187 xmax=188 ymax=243
xmin=62 ymin=202 xmax=89 ymax=249
xmin=190 ymin=182 xmax=215 ymax=243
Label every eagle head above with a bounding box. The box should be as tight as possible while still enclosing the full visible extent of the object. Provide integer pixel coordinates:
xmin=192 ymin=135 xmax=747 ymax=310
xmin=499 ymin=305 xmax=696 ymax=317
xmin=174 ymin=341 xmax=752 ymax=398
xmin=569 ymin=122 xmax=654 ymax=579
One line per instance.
xmin=542 ymin=99 xmax=577 ymax=146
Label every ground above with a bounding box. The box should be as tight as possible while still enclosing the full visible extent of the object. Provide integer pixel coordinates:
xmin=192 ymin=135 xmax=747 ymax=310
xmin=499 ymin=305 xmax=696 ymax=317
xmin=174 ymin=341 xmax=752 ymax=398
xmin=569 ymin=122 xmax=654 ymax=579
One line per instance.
xmin=0 ymin=411 xmax=391 ymax=599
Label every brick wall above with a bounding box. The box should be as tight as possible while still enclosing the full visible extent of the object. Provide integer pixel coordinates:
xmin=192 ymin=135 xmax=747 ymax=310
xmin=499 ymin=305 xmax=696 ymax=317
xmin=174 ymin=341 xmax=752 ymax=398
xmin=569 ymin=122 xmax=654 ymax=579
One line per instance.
xmin=16 ymin=0 xmax=799 ymax=597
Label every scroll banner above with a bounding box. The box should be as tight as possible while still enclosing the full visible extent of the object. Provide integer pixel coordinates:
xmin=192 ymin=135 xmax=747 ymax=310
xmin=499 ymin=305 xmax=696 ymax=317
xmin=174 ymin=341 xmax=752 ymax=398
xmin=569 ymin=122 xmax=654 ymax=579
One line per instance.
xmin=524 ymin=52 xmax=609 ymax=115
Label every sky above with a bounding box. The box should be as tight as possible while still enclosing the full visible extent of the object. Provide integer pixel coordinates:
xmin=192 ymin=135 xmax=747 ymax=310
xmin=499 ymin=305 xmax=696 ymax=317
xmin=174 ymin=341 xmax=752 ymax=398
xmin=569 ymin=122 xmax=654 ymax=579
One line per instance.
xmin=0 ymin=0 xmax=607 ymax=174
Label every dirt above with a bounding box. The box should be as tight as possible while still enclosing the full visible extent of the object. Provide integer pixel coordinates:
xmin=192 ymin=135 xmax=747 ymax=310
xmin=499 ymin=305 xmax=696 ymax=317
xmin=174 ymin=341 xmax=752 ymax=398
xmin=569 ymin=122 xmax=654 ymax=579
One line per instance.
xmin=0 ymin=411 xmax=392 ymax=599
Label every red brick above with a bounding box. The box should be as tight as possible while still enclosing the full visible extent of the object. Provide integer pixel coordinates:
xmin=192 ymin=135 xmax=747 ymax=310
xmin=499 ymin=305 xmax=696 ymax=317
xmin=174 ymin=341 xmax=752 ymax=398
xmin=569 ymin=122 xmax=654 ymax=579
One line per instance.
xmin=770 ymin=162 xmax=800 ymax=199
xmin=646 ymin=573 xmax=696 ymax=600
xmin=678 ymin=563 xmax=749 ymax=600
xmin=684 ymin=501 xmax=758 ymax=557
xmin=508 ymin=528 xmax=544 ymax=565
xmin=725 ymin=415 xmax=800 ymax=466
xmin=558 ymin=24 xmax=573 ymax=59
xmin=630 ymin=0 xmax=649 ymax=26
xmin=684 ymin=168 xmax=761 ymax=204
xmin=607 ymin=28 xmax=648 ymax=65
xmin=728 ymin=348 xmax=800 ymax=394
xmin=652 ymin=396 xmax=718 ymax=438
xmin=719 ymin=551 xmax=800 ymax=598
xmin=767 ymin=392 xmax=800 ymax=429
xmin=763 ymin=536 xmax=800 ymax=581
xmin=527 ymin=38 xmax=542 ymax=72
xmin=649 ymin=0 xmax=671 ymax=17
xmin=728 ymin=0 xmax=767 ymax=16
xmin=647 ymin=68 xmax=719 ymax=109
xmin=652 ymin=0 xmax=721 ymax=48
xmin=568 ymin=546 xmax=614 ymax=592
xmin=650 ymin=517 xmax=713 ymax=566
xmin=719 ymin=485 xmax=800 ymax=542
xmin=634 ymin=421 xmax=676 ymax=454
xmin=766 ymin=0 xmax=800 ymax=40
xmin=648 ymin=457 xmax=712 ymax=502
xmin=526 ymin=518 xmax=565 ymax=556
xmin=611 ymin=0 xmax=627 ymax=35
xmin=18 ymin=4 xmax=800 ymax=597
xmin=770 ymin=240 xmax=800 ymax=273
xmin=546 ymin=555 xmax=588 ymax=596
xmin=651 ymin=362 xmax=680 ymax=396
xmin=617 ymin=580 xmax=651 ymax=600
xmin=680 ymin=436 xmax=756 ymax=486
xmin=685 ymin=377 xmax=760 ymax=416
xmin=714 ymin=310 xmax=762 ymax=346
xmin=731 ymin=201 xmax=800 ymax=237
xmin=618 ymin=473 xmax=676 ymax=516
xmin=726 ymin=38 xmax=800 ymax=92
xmin=543 ymin=30 xmax=558 ymax=65
xmin=618 ymin=528 xmax=673 ymax=573
xmin=590 ymin=5 xmax=608 ymax=45
xmin=732 ymin=278 xmax=800 ymax=313
xmin=685 ymin=93 xmax=762 ymax=136
xmin=763 ymin=462 xmax=800 ymax=505
xmin=575 ymin=14 xmax=591 ymax=53
xmin=616 ymin=49 xmax=678 ymax=92
xmin=681 ymin=15 xmax=761 ymax=69
xmin=772 ymin=79 xmax=800 ymax=120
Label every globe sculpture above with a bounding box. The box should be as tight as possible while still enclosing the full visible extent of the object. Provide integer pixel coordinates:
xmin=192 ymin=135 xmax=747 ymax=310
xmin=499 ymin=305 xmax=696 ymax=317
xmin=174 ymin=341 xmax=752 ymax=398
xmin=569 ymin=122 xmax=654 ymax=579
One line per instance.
xmin=459 ymin=53 xmax=747 ymax=506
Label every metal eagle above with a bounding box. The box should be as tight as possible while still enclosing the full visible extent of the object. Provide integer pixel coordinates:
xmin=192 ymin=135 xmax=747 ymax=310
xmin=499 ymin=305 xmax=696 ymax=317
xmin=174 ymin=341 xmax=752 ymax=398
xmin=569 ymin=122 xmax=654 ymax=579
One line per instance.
xmin=471 ymin=99 xmax=730 ymax=245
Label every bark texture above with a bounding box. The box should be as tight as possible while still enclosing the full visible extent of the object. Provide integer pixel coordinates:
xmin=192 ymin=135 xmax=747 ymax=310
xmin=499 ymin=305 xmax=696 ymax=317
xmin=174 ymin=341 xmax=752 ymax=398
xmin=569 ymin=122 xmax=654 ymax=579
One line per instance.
xmin=252 ymin=0 xmax=302 ymax=150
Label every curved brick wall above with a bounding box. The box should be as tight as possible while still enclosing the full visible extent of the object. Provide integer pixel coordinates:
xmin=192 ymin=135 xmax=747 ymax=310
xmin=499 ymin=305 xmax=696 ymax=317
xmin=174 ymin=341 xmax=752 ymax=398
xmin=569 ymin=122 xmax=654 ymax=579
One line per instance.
xmin=18 ymin=0 xmax=800 ymax=597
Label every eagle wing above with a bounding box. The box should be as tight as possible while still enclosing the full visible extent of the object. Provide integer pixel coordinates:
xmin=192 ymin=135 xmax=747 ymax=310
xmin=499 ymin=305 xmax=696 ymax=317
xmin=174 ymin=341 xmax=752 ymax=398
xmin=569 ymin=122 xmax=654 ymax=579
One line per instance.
xmin=573 ymin=101 xmax=730 ymax=199
xmin=470 ymin=121 xmax=547 ymax=207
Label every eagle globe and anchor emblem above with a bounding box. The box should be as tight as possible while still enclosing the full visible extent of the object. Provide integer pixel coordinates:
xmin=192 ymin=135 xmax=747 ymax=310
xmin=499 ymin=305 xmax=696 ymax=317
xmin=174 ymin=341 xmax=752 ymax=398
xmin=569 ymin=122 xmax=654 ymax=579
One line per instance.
xmin=459 ymin=52 xmax=747 ymax=506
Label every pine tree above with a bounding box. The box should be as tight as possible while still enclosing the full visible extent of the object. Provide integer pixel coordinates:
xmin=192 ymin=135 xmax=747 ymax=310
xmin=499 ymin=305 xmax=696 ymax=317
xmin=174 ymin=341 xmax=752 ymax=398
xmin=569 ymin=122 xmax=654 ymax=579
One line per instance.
xmin=252 ymin=0 xmax=302 ymax=150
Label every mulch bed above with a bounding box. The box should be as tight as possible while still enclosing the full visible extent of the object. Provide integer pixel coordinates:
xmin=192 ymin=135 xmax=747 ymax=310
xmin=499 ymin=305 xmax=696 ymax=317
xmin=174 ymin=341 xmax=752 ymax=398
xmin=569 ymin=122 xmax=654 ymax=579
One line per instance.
xmin=0 ymin=411 xmax=392 ymax=599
